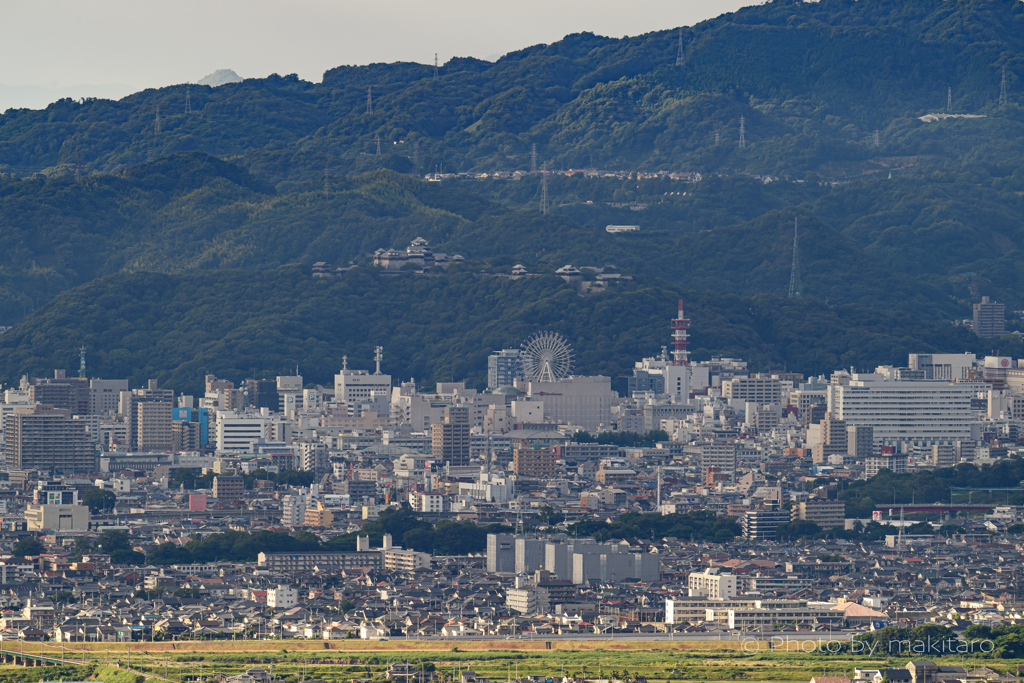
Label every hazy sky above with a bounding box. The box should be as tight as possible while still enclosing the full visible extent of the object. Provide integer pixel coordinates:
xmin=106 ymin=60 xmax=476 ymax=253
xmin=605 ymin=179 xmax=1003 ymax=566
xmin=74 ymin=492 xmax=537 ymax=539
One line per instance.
xmin=0 ymin=0 xmax=761 ymax=111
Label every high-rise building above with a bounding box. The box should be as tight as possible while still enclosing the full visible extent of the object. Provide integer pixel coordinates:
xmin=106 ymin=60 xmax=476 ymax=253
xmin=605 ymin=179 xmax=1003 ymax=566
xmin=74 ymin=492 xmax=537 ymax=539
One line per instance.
xmin=213 ymin=475 xmax=244 ymax=499
xmin=512 ymin=443 xmax=558 ymax=478
xmin=515 ymin=376 xmax=614 ymax=431
xmin=973 ymin=297 xmax=1005 ymax=338
xmin=29 ymin=370 xmax=90 ymax=415
xmin=244 ymin=378 xmax=279 ymax=411
xmin=4 ymin=407 xmax=97 ymax=474
xmin=847 ymin=424 xmax=874 ymax=461
xmin=700 ymin=440 xmax=737 ymax=481
xmin=124 ymin=380 xmax=173 ymax=451
xmin=828 ymin=373 xmax=978 ymax=446
xmin=740 ymin=507 xmax=790 ymax=541
xmin=432 ymin=405 xmax=470 ymax=466
xmin=723 ymin=375 xmax=782 ymax=404
xmin=90 ymin=379 xmax=128 ymax=416
xmin=488 ymin=350 xmax=520 ymax=389
xmin=486 ymin=533 xmax=515 ymax=573
xmin=812 ymin=413 xmax=847 ymax=464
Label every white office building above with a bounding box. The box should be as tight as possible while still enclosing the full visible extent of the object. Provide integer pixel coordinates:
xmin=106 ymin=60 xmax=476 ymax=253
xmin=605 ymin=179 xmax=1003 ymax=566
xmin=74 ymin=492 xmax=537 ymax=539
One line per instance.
xmin=687 ymin=567 xmax=738 ymax=599
xmin=215 ymin=411 xmax=269 ymax=451
xmin=335 ymin=367 xmax=392 ymax=403
xmin=828 ymin=374 xmax=981 ymax=445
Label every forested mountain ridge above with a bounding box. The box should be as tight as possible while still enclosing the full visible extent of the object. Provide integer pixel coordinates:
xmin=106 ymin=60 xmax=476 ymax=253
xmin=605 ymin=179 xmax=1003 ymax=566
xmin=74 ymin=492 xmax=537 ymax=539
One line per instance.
xmin=0 ymin=0 xmax=1021 ymax=185
xmin=1 ymin=0 xmax=1024 ymax=391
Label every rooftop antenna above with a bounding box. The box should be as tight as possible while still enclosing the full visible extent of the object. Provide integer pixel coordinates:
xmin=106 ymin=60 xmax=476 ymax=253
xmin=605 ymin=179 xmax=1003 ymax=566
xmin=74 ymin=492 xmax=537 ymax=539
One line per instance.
xmin=434 ymin=53 xmax=439 ymax=82
xmin=185 ymin=86 xmax=192 ymax=114
xmin=367 ymin=86 xmax=373 ymax=115
xmin=788 ymin=217 xmax=803 ymax=299
xmin=376 ymin=135 xmax=381 ymax=155
xmin=530 ymin=143 xmax=537 ymax=173
xmin=738 ymin=116 xmax=746 ymax=148
xmin=873 ymin=129 xmax=880 ymax=147
xmin=540 ymin=162 xmax=549 ymax=214
xmin=947 ymin=87 xmax=952 ymax=113
xmin=79 ymin=346 xmax=86 ymax=379
xmin=1000 ymin=65 xmax=1008 ymax=108
xmin=374 ymin=346 xmax=383 ymax=375
xmin=413 ymin=139 xmax=420 ymax=170
xmin=155 ymin=104 xmax=161 ymax=135
xmin=675 ymin=28 xmax=684 ymax=66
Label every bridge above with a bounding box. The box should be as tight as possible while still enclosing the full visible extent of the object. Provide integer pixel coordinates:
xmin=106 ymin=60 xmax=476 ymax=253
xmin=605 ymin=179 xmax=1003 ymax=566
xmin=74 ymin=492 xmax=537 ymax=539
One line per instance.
xmin=0 ymin=646 xmax=88 ymax=667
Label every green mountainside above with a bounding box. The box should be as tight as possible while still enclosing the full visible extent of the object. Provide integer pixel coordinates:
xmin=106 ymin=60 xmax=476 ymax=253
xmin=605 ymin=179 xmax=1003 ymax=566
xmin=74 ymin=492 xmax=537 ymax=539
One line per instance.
xmin=1 ymin=0 xmax=1024 ymax=390
xmin=0 ymin=267 xmax=1015 ymax=396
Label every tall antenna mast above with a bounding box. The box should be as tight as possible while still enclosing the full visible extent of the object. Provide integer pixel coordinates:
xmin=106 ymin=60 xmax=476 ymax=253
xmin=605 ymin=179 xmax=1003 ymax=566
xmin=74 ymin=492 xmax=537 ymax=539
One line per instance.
xmin=540 ymin=162 xmax=549 ymax=214
xmin=366 ymin=86 xmax=373 ymax=114
xmin=656 ymin=466 xmax=662 ymax=510
xmin=947 ymin=87 xmax=952 ymax=113
xmin=788 ymin=217 xmax=803 ymax=299
xmin=374 ymin=346 xmax=383 ymax=375
xmin=675 ymin=28 xmax=684 ymax=66
xmin=185 ymin=86 xmax=191 ymax=114
xmin=530 ymin=143 xmax=537 ymax=173
xmin=155 ymin=104 xmax=161 ymax=135
xmin=1000 ymin=66 xmax=1008 ymax=108
xmin=79 ymin=346 xmax=87 ymax=379
xmin=433 ymin=54 xmax=439 ymax=82
xmin=671 ymin=299 xmax=690 ymax=365
xmin=738 ymin=116 xmax=746 ymax=148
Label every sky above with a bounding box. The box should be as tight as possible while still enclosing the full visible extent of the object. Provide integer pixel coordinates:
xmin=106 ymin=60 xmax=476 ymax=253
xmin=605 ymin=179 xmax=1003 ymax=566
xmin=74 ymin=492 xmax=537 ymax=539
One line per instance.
xmin=0 ymin=0 xmax=761 ymax=111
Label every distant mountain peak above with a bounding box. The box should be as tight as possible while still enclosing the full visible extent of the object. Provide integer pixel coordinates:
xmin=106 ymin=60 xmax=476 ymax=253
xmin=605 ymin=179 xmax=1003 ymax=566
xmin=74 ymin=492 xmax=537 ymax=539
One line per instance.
xmin=197 ymin=69 xmax=242 ymax=87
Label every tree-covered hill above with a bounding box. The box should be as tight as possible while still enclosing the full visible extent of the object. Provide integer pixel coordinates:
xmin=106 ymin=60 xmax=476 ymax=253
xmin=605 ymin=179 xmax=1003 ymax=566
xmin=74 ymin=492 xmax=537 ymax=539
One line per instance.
xmin=1 ymin=0 xmax=1021 ymax=184
xmin=0 ymin=266 xmax=1015 ymax=396
xmin=1 ymin=0 xmax=1024 ymax=382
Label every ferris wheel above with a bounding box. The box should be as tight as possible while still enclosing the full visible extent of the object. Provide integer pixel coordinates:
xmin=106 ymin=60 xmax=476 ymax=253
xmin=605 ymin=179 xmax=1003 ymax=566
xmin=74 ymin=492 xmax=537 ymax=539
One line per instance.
xmin=520 ymin=331 xmax=575 ymax=383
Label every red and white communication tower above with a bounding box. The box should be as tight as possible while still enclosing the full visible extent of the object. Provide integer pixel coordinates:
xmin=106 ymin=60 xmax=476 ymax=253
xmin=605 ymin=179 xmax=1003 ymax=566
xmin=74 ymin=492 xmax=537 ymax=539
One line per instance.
xmin=671 ymin=299 xmax=690 ymax=366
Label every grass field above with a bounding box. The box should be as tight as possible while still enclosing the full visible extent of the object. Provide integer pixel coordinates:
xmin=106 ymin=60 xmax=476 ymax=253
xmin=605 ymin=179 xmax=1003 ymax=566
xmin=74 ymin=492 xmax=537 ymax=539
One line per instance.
xmin=0 ymin=640 xmax=1016 ymax=683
